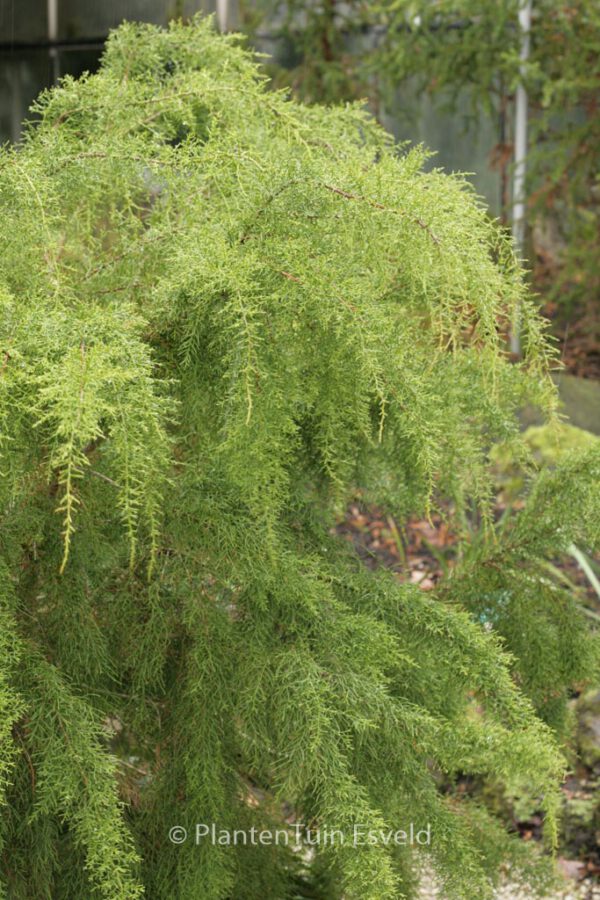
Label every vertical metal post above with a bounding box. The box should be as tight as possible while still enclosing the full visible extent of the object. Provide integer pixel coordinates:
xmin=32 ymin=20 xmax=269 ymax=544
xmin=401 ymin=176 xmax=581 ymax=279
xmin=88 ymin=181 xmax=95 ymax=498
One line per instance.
xmin=10 ymin=64 xmax=22 ymax=144
xmin=216 ymin=0 xmax=229 ymax=32
xmin=510 ymin=0 xmax=532 ymax=357
xmin=47 ymin=0 xmax=60 ymax=83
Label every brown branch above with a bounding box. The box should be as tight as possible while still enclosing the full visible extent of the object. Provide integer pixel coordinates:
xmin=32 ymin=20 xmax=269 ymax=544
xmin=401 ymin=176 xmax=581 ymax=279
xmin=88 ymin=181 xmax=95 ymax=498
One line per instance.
xmin=322 ymin=183 xmax=441 ymax=245
xmin=323 ymin=183 xmax=387 ymax=210
xmin=279 ymin=270 xmax=303 ymax=283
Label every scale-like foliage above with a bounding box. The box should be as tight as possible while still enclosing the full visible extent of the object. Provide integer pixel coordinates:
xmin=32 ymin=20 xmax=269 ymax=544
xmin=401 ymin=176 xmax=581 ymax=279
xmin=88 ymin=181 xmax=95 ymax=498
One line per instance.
xmin=0 ymin=16 xmax=597 ymax=899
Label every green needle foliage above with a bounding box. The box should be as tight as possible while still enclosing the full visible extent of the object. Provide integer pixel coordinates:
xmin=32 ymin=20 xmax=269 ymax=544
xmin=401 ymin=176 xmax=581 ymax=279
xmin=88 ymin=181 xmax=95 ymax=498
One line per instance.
xmin=0 ymin=15 xmax=598 ymax=899
xmin=246 ymin=1 xmax=600 ymax=316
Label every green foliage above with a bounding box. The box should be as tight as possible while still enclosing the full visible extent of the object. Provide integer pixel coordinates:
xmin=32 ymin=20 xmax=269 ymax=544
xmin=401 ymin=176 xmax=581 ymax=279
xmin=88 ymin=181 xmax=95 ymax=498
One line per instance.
xmin=522 ymin=423 xmax=599 ymax=465
xmin=0 ymin=16 xmax=597 ymax=899
xmin=445 ymin=445 xmax=600 ymax=733
xmin=247 ymin=0 xmax=600 ymax=314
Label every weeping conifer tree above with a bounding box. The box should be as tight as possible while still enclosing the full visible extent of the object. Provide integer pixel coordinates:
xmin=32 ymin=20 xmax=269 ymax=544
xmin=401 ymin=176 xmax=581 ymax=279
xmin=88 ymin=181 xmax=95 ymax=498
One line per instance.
xmin=0 ymin=16 xmax=598 ymax=900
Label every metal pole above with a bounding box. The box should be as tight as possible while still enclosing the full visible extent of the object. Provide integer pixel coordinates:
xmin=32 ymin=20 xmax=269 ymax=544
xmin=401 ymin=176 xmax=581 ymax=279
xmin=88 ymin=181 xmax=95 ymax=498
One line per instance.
xmin=216 ymin=0 xmax=229 ymax=32
xmin=510 ymin=0 xmax=532 ymax=357
xmin=47 ymin=0 xmax=60 ymax=83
